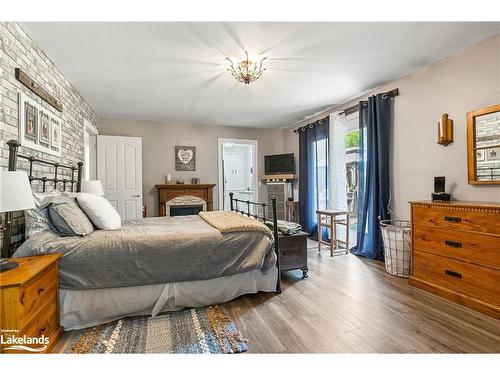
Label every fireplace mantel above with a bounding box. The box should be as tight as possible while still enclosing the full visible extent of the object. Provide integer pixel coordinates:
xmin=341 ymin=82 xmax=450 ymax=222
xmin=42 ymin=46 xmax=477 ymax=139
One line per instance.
xmin=155 ymin=184 xmax=216 ymax=216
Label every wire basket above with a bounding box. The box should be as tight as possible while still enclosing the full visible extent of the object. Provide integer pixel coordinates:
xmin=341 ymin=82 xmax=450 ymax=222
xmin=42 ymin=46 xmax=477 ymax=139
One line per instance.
xmin=379 ymin=219 xmax=412 ymax=278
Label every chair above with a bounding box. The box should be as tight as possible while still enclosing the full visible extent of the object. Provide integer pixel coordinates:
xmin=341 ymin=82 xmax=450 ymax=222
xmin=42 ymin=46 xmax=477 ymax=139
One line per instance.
xmin=316 ymin=209 xmax=351 ymax=256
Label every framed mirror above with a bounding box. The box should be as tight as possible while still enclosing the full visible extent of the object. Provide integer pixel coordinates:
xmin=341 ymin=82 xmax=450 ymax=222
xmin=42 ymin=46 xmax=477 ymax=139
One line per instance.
xmin=467 ymin=104 xmax=500 ymax=185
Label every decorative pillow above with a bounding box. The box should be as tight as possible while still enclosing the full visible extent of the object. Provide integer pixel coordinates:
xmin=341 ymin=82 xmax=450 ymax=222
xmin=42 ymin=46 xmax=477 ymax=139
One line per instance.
xmin=25 ymin=207 xmax=51 ymax=238
xmin=76 ymin=193 xmax=121 ymax=230
xmin=25 ymin=189 xmax=62 ymax=238
xmin=48 ymin=196 xmax=94 ymax=236
xmin=33 ymin=189 xmax=62 ymax=206
xmin=62 ymin=191 xmax=80 ymax=199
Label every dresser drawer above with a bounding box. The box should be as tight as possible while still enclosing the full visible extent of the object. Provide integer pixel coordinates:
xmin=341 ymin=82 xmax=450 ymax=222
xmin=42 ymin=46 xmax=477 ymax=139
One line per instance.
xmin=19 ymin=264 xmax=58 ymax=328
xmin=21 ymin=301 xmax=58 ymax=342
xmin=413 ymin=225 xmax=500 ymax=270
xmin=412 ymin=205 xmax=500 ymax=234
xmin=413 ymin=250 xmax=500 ymax=306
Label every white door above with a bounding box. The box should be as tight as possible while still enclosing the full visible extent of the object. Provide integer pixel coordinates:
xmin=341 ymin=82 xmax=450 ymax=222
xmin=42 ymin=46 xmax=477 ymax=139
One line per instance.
xmin=97 ymin=135 xmax=143 ymax=220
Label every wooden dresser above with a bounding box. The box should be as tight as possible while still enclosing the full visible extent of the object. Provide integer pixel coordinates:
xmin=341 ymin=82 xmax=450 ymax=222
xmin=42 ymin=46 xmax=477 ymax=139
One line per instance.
xmin=0 ymin=254 xmax=62 ymax=353
xmin=409 ymin=201 xmax=500 ymax=319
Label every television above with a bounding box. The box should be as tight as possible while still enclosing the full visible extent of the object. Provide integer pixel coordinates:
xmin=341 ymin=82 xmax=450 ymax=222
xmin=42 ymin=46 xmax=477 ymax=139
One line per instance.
xmin=265 ymin=153 xmax=295 ymax=175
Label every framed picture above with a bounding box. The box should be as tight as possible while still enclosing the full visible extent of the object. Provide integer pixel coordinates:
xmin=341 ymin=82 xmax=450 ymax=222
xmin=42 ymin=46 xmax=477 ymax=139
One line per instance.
xmin=175 ymin=145 xmax=196 ymax=171
xmin=476 ymin=149 xmax=485 ymax=162
xmin=18 ymin=92 xmax=62 ymax=157
xmin=51 ymin=118 xmax=61 ymax=150
xmin=39 ymin=111 xmax=50 ymax=146
xmin=487 ymin=147 xmax=499 ymax=161
xmin=24 ymin=101 xmax=38 ymax=142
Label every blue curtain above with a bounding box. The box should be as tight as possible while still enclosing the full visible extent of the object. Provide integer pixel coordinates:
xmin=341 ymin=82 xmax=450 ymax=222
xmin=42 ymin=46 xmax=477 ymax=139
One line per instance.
xmin=352 ymin=94 xmax=392 ymax=260
xmin=298 ymin=117 xmax=329 ymax=240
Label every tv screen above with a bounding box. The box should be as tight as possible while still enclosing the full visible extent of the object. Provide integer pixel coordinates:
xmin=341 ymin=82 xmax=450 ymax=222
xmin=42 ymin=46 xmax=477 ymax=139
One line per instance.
xmin=265 ymin=153 xmax=295 ymax=175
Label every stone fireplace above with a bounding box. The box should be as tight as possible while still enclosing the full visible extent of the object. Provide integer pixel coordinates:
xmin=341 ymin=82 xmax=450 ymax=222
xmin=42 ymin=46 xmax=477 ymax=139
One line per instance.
xmin=155 ymin=183 xmax=216 ymax=216
xmin=170 ymin=204 xmax=204 ymax=216
xmin=165 ymin=195 xmax=206 ymax=217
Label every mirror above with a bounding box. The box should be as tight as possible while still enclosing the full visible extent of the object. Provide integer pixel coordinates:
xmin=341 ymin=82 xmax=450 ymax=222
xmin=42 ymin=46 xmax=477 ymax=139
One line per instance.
xmin=467 ymin=104 xmax=500 ymax=184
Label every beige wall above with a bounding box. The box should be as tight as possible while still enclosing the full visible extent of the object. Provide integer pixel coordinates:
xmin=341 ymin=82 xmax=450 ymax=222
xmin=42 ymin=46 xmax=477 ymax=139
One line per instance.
xmin=284 ymin=34 xmax=500 ymax=220
xmin=98 ymin=118 xmax=286 ymax=216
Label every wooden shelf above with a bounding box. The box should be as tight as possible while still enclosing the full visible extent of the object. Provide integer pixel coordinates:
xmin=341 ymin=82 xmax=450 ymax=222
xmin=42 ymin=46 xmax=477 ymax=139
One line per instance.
xmin=262 ymin=174 xmax=296 ymax=181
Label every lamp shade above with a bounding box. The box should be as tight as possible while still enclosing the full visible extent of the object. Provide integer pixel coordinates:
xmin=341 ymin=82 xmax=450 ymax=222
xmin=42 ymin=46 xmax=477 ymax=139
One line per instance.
xmin=80 ymin=180 xmax=104 ymax=196
xmin=0 ymin=171 xmax=35 ymax=213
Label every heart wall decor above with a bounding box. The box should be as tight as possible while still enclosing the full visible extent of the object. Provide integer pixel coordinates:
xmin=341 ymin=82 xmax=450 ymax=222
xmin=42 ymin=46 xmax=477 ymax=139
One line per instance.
xmin=178 ymin=149 xmax=193 ymax=164
xmin=175 ymin=145 xmax=196 ymax=171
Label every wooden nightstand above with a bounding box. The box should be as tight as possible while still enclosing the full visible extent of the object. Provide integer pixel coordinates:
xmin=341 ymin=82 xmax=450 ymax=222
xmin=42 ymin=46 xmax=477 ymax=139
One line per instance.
xmin=279 ymin=231 xmax=309 ymax=278
xmin=0 ymin=254 xmax=62 ymax=353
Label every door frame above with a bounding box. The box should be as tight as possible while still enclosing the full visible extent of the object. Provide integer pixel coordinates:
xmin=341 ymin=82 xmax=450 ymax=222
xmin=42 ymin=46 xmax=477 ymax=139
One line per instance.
xmin=217 ymin=138 xmax=258 ymax=211
xmin=83 ymin=119 xmax=99 ymax=181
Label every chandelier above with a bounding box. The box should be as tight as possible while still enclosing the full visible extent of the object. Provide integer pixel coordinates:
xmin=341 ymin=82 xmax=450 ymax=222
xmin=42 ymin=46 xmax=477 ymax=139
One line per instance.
xmin=225 ymin=51 xmax=267 ymax=84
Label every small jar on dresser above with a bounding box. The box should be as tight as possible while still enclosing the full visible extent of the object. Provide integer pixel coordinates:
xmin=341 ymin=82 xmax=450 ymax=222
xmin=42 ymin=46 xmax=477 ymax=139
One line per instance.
xmin=409 ymin=201 xmax=500 ymax=319
xmin=0 ymin=254 xmax=62 ymax=353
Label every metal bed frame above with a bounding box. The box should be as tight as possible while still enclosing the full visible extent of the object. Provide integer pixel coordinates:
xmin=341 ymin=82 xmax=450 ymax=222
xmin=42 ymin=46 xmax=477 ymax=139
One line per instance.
xmin=2 ymin=140 xmax=83 ymax=257
xmin=3 ymin=140 xmax=283 ymax=295
xmin=229 ymin=192 xmax=281 ymax=294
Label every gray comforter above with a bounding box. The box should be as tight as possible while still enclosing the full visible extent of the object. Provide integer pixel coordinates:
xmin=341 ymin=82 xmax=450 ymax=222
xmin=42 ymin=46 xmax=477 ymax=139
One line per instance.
xmin=13 ymin=215 xmax=276 ymax=290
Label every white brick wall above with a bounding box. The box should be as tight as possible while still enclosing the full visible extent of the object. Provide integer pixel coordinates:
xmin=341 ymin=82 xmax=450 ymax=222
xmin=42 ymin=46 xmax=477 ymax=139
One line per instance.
xmin=0 ymin=22 xmax=98 ymax=254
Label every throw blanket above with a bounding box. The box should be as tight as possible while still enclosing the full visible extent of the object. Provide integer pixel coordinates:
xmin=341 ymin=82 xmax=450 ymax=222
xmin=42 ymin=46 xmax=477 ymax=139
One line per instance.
xmin=199 ymin=211 xmax=273 ymax=236
xmin=265 ymin=219 xmax=303 ymax=236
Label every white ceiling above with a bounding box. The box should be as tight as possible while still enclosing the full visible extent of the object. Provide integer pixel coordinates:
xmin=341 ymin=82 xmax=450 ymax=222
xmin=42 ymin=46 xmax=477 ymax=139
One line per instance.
xmin=21 ymin=22 xmax=500 ymax=128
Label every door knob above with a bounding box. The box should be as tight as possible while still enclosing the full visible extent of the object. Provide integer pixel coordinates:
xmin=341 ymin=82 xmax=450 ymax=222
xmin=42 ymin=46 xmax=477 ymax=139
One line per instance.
xmin=133 ymin=194 xmax=141 ymax=198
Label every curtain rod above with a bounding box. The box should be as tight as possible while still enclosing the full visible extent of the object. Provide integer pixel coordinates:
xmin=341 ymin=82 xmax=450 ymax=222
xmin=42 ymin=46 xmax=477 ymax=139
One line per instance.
xmin=293 ymin=88 xmax=399 ymax=134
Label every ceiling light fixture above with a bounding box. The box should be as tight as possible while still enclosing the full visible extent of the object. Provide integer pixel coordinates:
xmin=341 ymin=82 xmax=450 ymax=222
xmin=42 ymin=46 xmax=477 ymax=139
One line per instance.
xmin=225 ymin=51 xmax=267 ymax=85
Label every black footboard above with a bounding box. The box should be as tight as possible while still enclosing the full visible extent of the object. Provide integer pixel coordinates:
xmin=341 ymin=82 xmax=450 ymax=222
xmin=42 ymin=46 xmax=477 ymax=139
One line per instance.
xmin=229 ymin=192 xmax=281 ymax=294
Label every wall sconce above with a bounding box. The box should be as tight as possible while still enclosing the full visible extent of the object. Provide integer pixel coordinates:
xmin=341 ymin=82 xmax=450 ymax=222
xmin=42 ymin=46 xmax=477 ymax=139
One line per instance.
xmin=437 ymin=113 xmax=453 ymax=146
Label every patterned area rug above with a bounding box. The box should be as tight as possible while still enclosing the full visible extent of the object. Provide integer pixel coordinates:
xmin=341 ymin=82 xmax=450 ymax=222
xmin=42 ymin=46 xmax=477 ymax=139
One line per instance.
xmin=64 ymin=306 xmax=247 ymax=354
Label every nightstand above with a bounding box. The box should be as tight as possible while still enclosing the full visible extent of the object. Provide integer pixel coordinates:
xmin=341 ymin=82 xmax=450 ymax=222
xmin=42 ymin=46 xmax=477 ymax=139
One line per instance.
xmin=279 ymin=231 xmax=309 ymax=278
xmin=0 ymin=254 xmax=62 ymax=353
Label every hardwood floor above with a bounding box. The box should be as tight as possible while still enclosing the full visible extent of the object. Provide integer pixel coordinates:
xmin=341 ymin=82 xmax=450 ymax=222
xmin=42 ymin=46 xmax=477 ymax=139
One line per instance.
xmin=54 ymin=241 xmax=500 ymax=353
xmin=223 ymin=241 xmax=500 ymax=353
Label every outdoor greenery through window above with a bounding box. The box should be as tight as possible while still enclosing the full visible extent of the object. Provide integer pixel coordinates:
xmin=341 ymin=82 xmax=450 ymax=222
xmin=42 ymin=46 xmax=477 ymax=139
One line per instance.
xmin=345 ymin=129 xmax=360 ymax=148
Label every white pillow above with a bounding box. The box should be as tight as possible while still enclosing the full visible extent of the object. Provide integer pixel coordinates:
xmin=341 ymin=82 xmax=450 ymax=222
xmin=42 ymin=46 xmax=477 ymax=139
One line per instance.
xmin=76 ymin=193 xmax=121 ymax=230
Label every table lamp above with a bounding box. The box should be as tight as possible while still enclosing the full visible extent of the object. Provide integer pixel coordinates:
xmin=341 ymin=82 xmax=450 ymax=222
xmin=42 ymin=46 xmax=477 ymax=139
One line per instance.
xmin=1 ymin=171 xmax=36 ymax=270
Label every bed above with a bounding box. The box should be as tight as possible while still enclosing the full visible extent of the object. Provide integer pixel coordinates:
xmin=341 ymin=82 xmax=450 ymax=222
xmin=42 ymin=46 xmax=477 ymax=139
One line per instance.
xmin=5 ymin=139 xmax=281 ymax=330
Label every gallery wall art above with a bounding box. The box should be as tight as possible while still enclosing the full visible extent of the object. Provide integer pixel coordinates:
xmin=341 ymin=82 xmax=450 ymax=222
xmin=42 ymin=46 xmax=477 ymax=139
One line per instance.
xmin=18 ymin=92 xmax=62 ymax=157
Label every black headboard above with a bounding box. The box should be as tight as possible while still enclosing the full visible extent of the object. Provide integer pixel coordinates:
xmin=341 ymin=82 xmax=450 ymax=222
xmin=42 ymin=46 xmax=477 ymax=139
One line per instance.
xmin=1 ymin=139 xmax=84 ymax=257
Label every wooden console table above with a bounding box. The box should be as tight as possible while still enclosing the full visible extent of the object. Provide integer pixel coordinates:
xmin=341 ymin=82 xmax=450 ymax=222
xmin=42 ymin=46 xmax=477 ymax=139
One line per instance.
xmin=155 ymin=184 xmax=216 ymax=216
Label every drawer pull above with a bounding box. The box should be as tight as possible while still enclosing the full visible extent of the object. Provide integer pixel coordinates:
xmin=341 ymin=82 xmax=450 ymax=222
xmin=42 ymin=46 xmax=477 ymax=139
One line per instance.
xmin=444 ymin=216 xmax=461 ymax=223
xmin=37 ymin=287 xmax=45 ymax=295
xmin=445 ymin=240 xmax=462 ymax=248
xmin=445 ymin=269 xmax=462 ymax=279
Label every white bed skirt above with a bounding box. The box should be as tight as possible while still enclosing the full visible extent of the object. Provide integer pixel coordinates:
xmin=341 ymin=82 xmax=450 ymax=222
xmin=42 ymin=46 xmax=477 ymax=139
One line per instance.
xmin=60 ymin=267 xmax=278 ymax=330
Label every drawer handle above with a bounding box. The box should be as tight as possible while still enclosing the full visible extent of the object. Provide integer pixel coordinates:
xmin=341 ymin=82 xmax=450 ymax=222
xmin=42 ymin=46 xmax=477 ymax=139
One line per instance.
xmin=445 ymin=269 xmax=462 ymax=279
xmin=37 ymin=287 xmax=45 ymax=295
xmin=445 ymin=240 xmax=462 ymax=248
xmin=444 ymin=216 xmax=461 ymax=223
